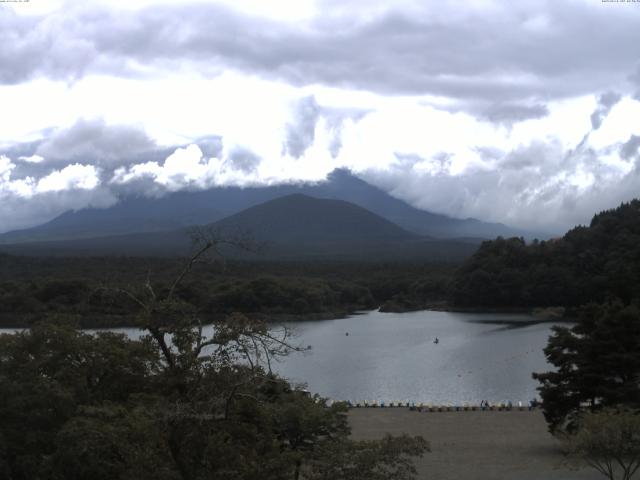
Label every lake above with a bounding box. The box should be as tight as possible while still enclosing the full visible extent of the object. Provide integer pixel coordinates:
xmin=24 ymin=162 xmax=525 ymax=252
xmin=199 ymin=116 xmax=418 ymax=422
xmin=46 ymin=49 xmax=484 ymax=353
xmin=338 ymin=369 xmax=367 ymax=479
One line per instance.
xmin=272 ymin=310 xmax=557 ymax=405
xmin=0 ymin=309 xmax=560 ymax=405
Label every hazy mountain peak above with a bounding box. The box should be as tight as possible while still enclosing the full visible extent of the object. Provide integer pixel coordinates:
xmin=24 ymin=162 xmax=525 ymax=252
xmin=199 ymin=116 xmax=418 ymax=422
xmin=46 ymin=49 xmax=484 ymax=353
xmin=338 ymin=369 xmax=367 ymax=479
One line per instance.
xmin=0 ymin=168 xmax=537 ymax=244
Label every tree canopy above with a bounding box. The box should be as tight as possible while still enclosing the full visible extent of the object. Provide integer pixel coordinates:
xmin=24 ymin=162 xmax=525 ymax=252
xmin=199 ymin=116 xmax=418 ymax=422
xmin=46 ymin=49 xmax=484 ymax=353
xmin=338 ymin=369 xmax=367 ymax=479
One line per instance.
xmin=568 ymin=408 xmax=640 ymax=480
xmin=451 ymin=200 xmax=640 ymax=308
xmin=0 ymin=235 xmax=428 ymax=479
xmin=533 ymin=302 xmax=640 ymax=433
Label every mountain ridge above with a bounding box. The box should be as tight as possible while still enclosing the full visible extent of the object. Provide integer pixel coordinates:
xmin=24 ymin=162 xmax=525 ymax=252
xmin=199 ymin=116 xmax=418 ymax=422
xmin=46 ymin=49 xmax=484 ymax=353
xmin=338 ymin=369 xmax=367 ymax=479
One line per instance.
xmin=0 ymin=194 xmax=478 ymax=261
xmin=214 ymin=193 xmax=420 ymax=245
xmin=0 ymin=169 xmax=538 ymax=244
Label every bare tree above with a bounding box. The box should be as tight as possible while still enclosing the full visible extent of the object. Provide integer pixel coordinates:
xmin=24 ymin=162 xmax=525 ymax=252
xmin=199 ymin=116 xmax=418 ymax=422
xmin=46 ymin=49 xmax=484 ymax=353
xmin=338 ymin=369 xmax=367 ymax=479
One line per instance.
xmin=97 ymin=226 xmax=301 ymax=384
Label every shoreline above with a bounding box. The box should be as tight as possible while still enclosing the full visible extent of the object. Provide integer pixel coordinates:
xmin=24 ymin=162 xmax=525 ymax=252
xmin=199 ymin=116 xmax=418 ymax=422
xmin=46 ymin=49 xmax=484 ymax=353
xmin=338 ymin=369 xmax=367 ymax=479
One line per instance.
xmin=344 ymin=402 xmax=537 ymax=411
xmin=0 ymin=310 xmax=355 ymax=330
xmin=0 ymin=305 xmax=573 ymax=330
xmin=381 ymin=303 xmax=575 ymax=321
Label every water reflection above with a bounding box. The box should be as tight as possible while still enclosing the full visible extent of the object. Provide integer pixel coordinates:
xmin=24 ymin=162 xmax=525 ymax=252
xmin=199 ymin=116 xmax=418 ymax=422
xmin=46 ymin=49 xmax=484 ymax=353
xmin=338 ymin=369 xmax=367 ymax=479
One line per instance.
xmin=273 ymin=310 xmax=561 ymax=405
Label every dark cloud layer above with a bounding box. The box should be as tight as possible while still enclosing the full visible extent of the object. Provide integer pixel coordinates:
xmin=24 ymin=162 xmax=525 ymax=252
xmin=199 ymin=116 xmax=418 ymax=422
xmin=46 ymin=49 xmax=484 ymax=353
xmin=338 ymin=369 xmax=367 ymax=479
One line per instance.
xmin=283 ymin=95 xmax=369 ymax=158
xmin=476 ymin=102 xmax=550 ymax=126
xmin=590 ymin=91 xmax=622 ymax=129
xmin=621 ymin=135 xmax=640 ymax=160
xmin=1 ymin=1 xmax=639 ymax=108
xmin=35 ymin=118 xmax=157 ymax=166
xmin=283 ymin=95 xmax=321 ymax=158
xmin=227 ymin=146 xmax=261 ymax=173
xmin=0 ymin=121 xmax=167 ymax=185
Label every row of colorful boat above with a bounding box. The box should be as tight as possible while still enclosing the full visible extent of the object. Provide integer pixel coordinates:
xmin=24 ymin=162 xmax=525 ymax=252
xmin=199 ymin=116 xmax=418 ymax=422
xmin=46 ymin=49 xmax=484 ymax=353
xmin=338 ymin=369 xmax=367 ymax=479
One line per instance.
xmin=340 ymin=400 xmax=536 ymax=411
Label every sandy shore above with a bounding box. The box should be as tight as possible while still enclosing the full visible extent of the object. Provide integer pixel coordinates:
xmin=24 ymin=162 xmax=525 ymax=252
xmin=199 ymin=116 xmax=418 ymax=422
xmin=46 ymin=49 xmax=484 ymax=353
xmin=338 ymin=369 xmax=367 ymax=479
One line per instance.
xmin=349 ymin=409 xmax=601 ymax=480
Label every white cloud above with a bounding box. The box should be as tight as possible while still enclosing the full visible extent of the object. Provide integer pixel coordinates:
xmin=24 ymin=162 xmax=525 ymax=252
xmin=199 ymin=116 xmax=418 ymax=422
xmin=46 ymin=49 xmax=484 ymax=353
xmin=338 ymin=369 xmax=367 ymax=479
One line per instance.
xmin=112 ymin=144 xmax=237 ymax=191
xmin=18 ymin=154 xmax=44 ymax=163
xmin=35 ymin=164 xmax=100 ymax=193
xmin=1 ymin=158 xmax=100 ymax=198
xmin=2 ymin=89 xmax=640 ymax=234
xmin=0 ymin=155 xmax=13 ymax=180
xmin=0 ymin=156 xmax=36 ymax=197
xmin=590 ymin=97 xmax=640 ymax=149
xmin=0 ymin=156 xmax=113 ymax=232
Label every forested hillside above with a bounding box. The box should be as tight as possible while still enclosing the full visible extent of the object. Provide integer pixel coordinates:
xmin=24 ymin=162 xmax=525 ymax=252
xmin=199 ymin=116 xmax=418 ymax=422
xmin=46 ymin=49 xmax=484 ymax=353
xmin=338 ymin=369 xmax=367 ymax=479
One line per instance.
xmin=0 ymin=256 xmax=455 ymax=327
xmin=451 ymin=200 xmax=640 ymax=308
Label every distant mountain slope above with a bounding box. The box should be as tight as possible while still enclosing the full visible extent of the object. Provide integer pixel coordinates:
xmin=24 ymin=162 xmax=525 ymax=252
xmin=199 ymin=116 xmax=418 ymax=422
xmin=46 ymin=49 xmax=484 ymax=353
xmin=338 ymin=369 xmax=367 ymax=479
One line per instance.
xmin=214 ymin=194 xmax=418 ymax=244
xmin=0 ymin=193 xmax=227 ymax=244
xmin=301 ymin=169 xmax=527 ymax=239
xmin=0 ymin=169 xmax=535 ymax=244
xmin=0 ymin=194 xmax=478 ymax=261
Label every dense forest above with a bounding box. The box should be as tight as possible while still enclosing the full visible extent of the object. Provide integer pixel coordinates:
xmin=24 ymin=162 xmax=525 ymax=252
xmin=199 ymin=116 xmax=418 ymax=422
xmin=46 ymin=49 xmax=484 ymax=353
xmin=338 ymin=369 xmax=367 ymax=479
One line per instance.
xmin=0 ymin=255 xmax=455 ymax=328
xmin=450 ymin=200 xmax=640 ymax=309
xmin=4 ymin=199 xmax=640 ymax=329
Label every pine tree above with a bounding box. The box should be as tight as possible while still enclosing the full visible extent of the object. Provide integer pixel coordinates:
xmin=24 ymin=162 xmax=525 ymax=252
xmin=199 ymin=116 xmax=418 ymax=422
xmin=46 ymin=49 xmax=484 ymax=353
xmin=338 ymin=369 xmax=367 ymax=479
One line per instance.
xmin=533 ymin=302 xmax=640 ymax=433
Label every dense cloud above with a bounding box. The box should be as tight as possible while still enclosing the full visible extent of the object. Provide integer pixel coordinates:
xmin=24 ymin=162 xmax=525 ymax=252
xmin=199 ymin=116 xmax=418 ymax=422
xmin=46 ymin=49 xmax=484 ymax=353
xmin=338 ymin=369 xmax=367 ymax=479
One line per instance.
xmin=479 ymin=103 xmax=550 ymax=126
xmin=0 ymin=0 xmax=639 ymax=234
xmin=0 ymin=154 xmax=116 ymax=231
xmin=283 ymin=96 xmax=321 ymax=158
xmin=35 ymin=118 xmax=157 ymax=166
xmin=282 ymin=96 xmax=367 ymax=159
xmin=621 ymin=135 xmax=640 ymax=160
xmin=322 ymin=106 xmax=370 ymax=159
xmin=1 ymin=1 xmax=639 ymax=104
xmin=363 ymin=138 xmax=640 ymax=234
xmin=226 ymin=147 xmax=261 ymax=173
xmin=590 ymin=92 xmax=622 ymax=130
xmin=0 ymin=121 xmax=166 ymax=184
xmin=632 ymin=66 xmax=640 ymax=99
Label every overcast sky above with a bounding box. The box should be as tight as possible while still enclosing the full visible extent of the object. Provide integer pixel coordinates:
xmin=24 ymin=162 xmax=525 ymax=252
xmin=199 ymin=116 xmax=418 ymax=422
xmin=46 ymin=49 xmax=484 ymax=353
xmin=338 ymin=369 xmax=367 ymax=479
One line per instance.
xmin=1 ymin=0 xmax=640 ymax=234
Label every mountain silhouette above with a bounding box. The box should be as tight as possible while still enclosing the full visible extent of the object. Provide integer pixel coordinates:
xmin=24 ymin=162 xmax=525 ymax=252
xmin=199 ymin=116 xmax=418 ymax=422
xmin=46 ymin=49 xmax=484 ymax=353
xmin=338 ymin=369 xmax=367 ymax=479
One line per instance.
xmin=0 ymin=194 xmax=478 ymax=261
xmin=0 ymin=169 xmax=537 ymax=244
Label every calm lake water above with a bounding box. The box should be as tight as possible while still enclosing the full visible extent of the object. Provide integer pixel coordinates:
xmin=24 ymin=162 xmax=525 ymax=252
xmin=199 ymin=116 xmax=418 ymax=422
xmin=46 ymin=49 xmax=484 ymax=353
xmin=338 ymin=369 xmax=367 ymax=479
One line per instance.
xmin=0 ymin=309 xmax=560 ymax=405
xmin=272 ymin=310 xmax=557 ymax=405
